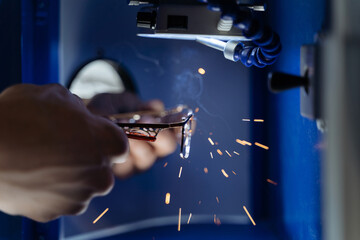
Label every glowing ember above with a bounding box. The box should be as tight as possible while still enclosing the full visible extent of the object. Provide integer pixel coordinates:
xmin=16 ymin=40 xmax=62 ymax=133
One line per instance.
xmin=216 ymin=196 xmax=220 ymax=204
xmin=198 ymin=68 xmax=206 ymax=75
xmin=225 ymin=150 xmax=232 ymax=157
xmin=163 ymin=162 xmax=168 ymax=168
xmin=233 ymin=151 xmax=240 ymax=155
xmin=93 ymin=208 xmax=109 ymax=224
xmin=210 ymin=152 xmax=213 ymax=159
xmin=255 ymin=142 xmax=269 ymax=150
xmin=178 ymin=208 xmax=182 ymax=231
xmin=178 ymin=167 xmax=183 ymax=178
xmin=221 ymin=169 xmax=229 ymax=178
xmin=195 ymin=107 xmax=200 ymax=113
xmin=242 ymin=119 xmax=251 ymax=122
xmin=267 ymin=179 xmax=278 ymax=186
xmin=204 ymin=168 xmax=208 ymax=174
xmin=208 ymin=137 xmax=215 ymax=146
xmin=254 ymin=119 xmax=264 ymax=122
xmin=217 ymin=149 xmax=223 ymax=156
xmin=232 ymin=171 xmax=237 ymax=175
xmin=165 ymin=193 xmax=171 ymax=205
xmin=243 ymin=206 xmax=256 ymax=226
xmin=187 ymin=213 xmax=192 ymax=224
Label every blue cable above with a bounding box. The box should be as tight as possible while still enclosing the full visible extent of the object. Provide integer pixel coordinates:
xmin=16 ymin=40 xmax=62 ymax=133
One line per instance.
xmin=201 ymin=0 xmax=281 ymax=68
xmin=233 ymin=17 xmax=281 ymax=68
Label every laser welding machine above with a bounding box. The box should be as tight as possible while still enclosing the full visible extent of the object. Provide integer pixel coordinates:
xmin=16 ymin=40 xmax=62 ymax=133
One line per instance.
xmin=0 ymin=0 xmax=359 ymax=239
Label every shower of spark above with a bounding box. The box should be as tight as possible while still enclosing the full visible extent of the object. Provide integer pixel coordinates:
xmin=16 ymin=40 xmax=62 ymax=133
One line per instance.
xmin=187 ymin=213 xmax=192 ymax=224
xmin=165 ymin=193 xmax=171 ymax=205
xmin=255 ymin=142 xmax=269 ymax=150
xmin=93 ymin=208 xmax=109 ymax=224
xmin=208 ymin=137 xmax=215 ymax=145
xmin=243 ymin=206 xmax=256 ymax=226
xmin=178 ymin=167 xmax=183 ymax=178
xmin=267 ymin=179 xmax=278 ymax=185
xmin=236 ymin=139 xmax=252 ymax=146
xmin=225 ymin=150 xmax=232 ymax=157
xmin=221 ymin=169 xmax=229 ymax=178
xmin=178 ymin=208 xmax=182 ymax=231
xmin=198 ymin=68 xmax=206 ymax=75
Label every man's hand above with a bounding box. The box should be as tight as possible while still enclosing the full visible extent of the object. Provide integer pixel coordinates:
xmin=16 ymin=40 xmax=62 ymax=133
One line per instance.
xmin=0 ymin=84 xmax=128 ymax=222
xmin=87 ymin=92 xmax=177 ymax=179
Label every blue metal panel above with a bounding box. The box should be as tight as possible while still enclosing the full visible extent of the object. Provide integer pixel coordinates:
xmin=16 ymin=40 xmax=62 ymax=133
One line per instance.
xmin=0 ymin=0 xmax=23 ymax=238
xmin=21 ymin=0 xmax=61 ymax=239
xmin=22 ymin=0 xmax=59 ymax=85
xmin=265 ymin=0 xmax=325 ymax=239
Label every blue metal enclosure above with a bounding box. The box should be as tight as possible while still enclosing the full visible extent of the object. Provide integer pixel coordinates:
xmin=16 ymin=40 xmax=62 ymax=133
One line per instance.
xmin=0 ymin=0 xmax=325 ymax=239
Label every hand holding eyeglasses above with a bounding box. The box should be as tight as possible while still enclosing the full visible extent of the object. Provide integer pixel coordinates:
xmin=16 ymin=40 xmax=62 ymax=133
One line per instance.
xmin=86 ymin=92 xmax=193 ymax=179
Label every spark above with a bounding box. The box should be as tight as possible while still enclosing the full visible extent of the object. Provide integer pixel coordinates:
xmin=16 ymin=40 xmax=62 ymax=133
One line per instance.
xmin=178 ymin=167 xmax=183 ymax=178
xmin=254 ymin=119 xmax=264 ymax=122
xmin=267 ymin=179 xmax=278 ymax=186
xmin=215 ymin=142 xmax=219 ymax=145
xmin=214 ymin=214 xmax=221 ymax=226
xmin=204 ymin=168 xmax=208 ymax=174
xmin=198 ymin=200 xmax=202 ymax=205
xmin=242 ymin=119 xmax=251 ymax=122
xmin=255 ymin=142 xmax=269 ymax=150
xmin=178 ymin=208 xmax=182 ymax=231
xmin=216 ymin=196 xmax=220 ymax=204
xmin=210 ymin=152 xmax=213 ymax=159
xmin=187 ymin=213 xmax=192 ymax=224
xmin=242 ymin=140 xmax=252 ymax=146
xmin=198 ymin=68 xmax=206 ymax=75
xmin=233 ymin=151 xmax=240 ymax=155
xmin=208 ymin=137 xmax=215 ymax=145
xmin=163 ymin=162 xmax=168 ymax=167
xmin=217 ymin=149 xmax=223 ymax=156
xmin=243 ymin=206 xmax=256 ymax=226
xmin=232 ymin=171 xmax=237 ymax=175
xmin=93 ymin=208 xmax=109 ymax=224
xmin=236 ymin=139 xmax=252 ymax=146
xmin=195 ymin=107 xmax=200 ymax=113
xmin=221 ymin=169 xmax=229 ymax=178
xmin=165 ymin=193 xmax=171 ymax=204
xmin=225 ymin=150 xmax=232 ymax=157
xmin=209 ymin=132 xmax=213 ymax=135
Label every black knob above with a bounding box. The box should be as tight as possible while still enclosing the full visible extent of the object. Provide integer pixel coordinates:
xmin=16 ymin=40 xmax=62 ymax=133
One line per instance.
xmin=137 ymin=11 xmax=157 ymax=29
xmin=268 ymin=72 xmax=309 ymax=93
